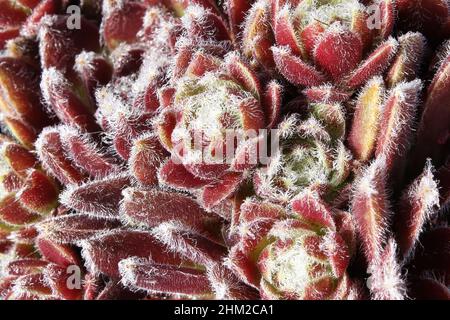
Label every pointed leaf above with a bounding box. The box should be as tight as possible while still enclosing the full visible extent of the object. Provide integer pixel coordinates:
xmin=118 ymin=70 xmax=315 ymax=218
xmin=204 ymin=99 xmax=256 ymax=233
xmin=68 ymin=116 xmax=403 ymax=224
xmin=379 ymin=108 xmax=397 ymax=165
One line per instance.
xmin=303 ymin=85 xmax=351 ymax=104
xmin=159 ymin=158 xmax=211 ymax=191
xmin=226 ymin=52 xmax=262 ymax=99
xmin=60 ymin=174 xmax=130 ymax=218
xmin=291 ymin=190 xmax=335 ymax=230
xmin=121 ymin=187 xmax=222 ymax=243
xmin=36 ymin=127 xmax=86 ymax=185
xmin=151 ymin=221 xmax=226 ymax=265
xmin=18 ymin=169 xmax=59 ymax=215
xmin=348 ymin=77 xmax=384 ymax=162
xmin=375 ymin=80 xmax=422 ymax=174
xmin=386 ymin=32 xmax=427 ymax=87
xmin=273 ymin=5 xmax=303 ymax=57
xmin=414 ymin=49 xmax=450 ymax=169
xmin=59 ymin=125 xmax=119 ymax=178
xmin=272 ymin=46 xmax=327 ymax=87
xmin=41 ymin=68 xmax=98 ymax=132
xmin=129 ymin=133 xmax=167 ymax=186
xmin=351 ymin=158 xmax=390 ymax=262
xmin=81 ymin=230 xmax=183 ymax=278
xmin=36 ymin=237 xmax=80 ymax=268
xmin=37 ymin=214 xmax=121 ymax=244
xmin=394 ymin=160 xmax=440 ymax=260
xmin=367 ymin=239 xmax=406 ymax=300
xmin=102 ymin=2 xmax=146 ymax=50
xmin=263 ymin=80 xmax=282 ymax=128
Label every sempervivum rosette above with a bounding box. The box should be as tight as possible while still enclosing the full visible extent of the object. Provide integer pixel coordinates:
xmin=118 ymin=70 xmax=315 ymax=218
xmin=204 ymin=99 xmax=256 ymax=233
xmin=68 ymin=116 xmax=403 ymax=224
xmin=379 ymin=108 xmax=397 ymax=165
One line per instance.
xmin=229 ymin=190 xmax=361 ymax=299
xmin=156 ymin=48 xmax=282 ymax=211
xmin=254 ymin=101 xmax=351 ymax=204
xmin=242 ymin=0 xmax=398 ymax=88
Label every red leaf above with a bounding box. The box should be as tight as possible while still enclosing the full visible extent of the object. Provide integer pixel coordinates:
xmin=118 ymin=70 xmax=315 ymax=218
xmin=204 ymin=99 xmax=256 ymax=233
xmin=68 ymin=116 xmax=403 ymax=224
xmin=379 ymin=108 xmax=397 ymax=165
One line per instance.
xmin=351 ymin=158 xmax=390 ymax=262
xmin=102 ymin=1 xmax=147 ymax=50
xmin=159 ymin=158 xmax=211 ymax=190
xmin=226 ymin=53 xmax=262 ymax=100
xmin=0 ymin=194 xmax=39 ymax=226
xmin=2 ymin=142 xmax=37 ymax=176
xmin=18 ymin=169 xmax=58 ymax=215
xmin=36 ymin=237 xmax=80 ymax=268
xmin=60 ymin=174 xmax=130 ymax=217
xmin=74 ymin=51 xmax=113 ymax=104
xmin=394 ymin=160 xmax=439 ymax=260
xmin=201 ymin=172 xmax=243 ymax=209
xmin=22 ymin=0 xmax=61 ymax=37
xmin=39 ymin=15 xmax=100 ymax=71
xmin=375 ymin=80 xmax=422 ymax=174
xmin=59 ymin=125 xmax=119 ymax=178
xmin=2 ymin=116 xmax=38 ymax=149
xmin=119 ymin=258 xmax=212 ymax=297
xmin=41 ymin=68 xmax=99 ymax=132
xmin=44 ymin=264 xmax=83 ymax=300
xmin=326 ymin=233 xmax=350 ymax=279
xmin=273 ymin=5 xmax=303 ymax=57
xmin=183 ymin=6 xmax=230 ymax=42
xmin=241 ymin=0 xmax=275 ymax=70
xmin=414 ymin=50 xmax=450 ymax=169
xmin=300 ymin=22 xmax=325 ymax=59
xmin=206 ymin=264 xmax=259 ymax=299
xmin=377 ymin=0 xmax=395 ymax=39
xmin=239 ymin=97 xmax=266 ymax=131
xmin=346 ymin=38 xmax=398 ymax=89
xmin=314 ymin=28 xmax=363 ymax=82
xmin=303 ymin=85 xmax=351 ymax=104
xmin=81 ymin=230 xmax=183 ymax=278
xmin=226 ymin=0 xmax=253 ymax=41
xmin=386 ymin=32 xmax=427 ymax=87
xmin=240 ymin=198 xmax=285 ymax=224
xmin=0 ymin=57 xmax=50 ymax=129
xmin=5 ymin=259 xmax=49 ymax=276
xmin=129 ymin=133 xmax=167 ymax=186
xmin=36 ymin=127 xmax=86 ymax=185
xmin=37 ymin=214 xmax=121 ymax=244
xmin=272 ymin=46 xmax=327 ymax=87
xmin=121 ymin=187 xmax=222 ymax=243
xmin=186 ymin=51 xmax=221 ymax=77
xmin=263 ymin=80 xmax=282 ymax=129
xmin=291 ymin=190 xmax=335 ymax=230
xmin=367 ymin=239 xmax=405 ymax=300
xmin=151 ymin=222 xmax=226 ymax=265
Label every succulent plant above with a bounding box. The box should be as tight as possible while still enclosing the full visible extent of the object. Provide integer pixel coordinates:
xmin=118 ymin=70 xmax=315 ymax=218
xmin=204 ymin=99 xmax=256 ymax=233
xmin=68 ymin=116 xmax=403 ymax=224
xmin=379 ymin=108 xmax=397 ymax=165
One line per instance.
xmin=0 ymin=0 xmax=448 ymax=301
xmin=242 ymin=0 xmax=397 ymax=85
xmin=156 ymin=49 xmax=282 ymax=210
xmin=254 ymin=102 xmax=351 ymax=204
xmin=229 ymin=191 xmax=361 ymax=299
